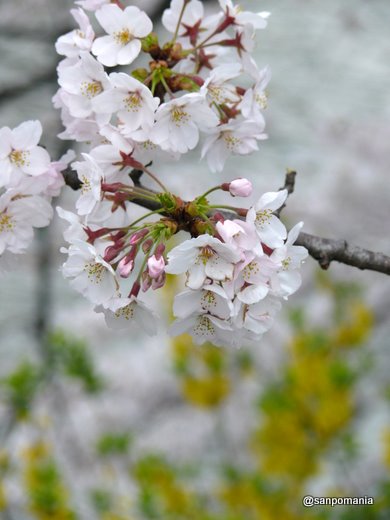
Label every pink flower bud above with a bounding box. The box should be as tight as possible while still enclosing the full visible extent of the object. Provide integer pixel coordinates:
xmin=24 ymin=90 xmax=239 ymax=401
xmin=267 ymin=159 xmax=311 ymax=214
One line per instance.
xmin=129 ymin=228 xmax=149 ymax=245
xmin=228 ymin=178 xmax=253 ymax=197
xmin=142 ymin=238 xmax=153 ymax=254
xmin=154 ymin=243 xmax=166 ymax=259
xmin=118 ymin=257 xmax=134 ymax=278
xmin=152 ymin=272 xmax=166 ymax=290
xmin=117 ymin=247 xmax=137 ymax=278
xmin=141 ymin=272 xmax=152 ymax=292
xmin=147 ymin=254 xmax=165 ymax=279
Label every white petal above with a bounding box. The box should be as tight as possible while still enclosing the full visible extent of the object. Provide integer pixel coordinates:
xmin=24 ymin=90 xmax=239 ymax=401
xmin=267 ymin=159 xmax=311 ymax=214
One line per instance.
xmin=11 ymin=120 xmax=42 ymax=149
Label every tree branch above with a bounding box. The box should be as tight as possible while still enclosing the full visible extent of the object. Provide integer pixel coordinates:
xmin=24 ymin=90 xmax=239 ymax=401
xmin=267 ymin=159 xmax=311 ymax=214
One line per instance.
xmin=62 ymin=169 xmax=390 ymax=276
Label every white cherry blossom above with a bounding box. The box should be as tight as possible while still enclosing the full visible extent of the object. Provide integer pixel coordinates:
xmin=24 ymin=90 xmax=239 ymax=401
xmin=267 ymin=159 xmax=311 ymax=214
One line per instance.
xmin=0 ymin=121 xmax=50 ymax=187
xmin=246 ymin=190 xmax=288 ymax=248
xmin=72 ymin=154 xmax=104 ymax=215
xmin=96 ymin=296 xmax=158 ymax=335
xmin=270 ymin=222 xmax=308 ymax=297
xmin=151 ymin=93 xmax=219 ymax=154
xmin=62 ymin=240 xmax=118 ymax=304
xmin=239 ymin=66 xmax=271 ymax=120
xmin=92 ymin=4 xmax=153 ymax=67
xmin=0 ymin=190 xmax=53 ymax=255
xmin=234 ymin=295 xmax=281 ymax=337
xmin=58 ymin=52 xmax=110 ymax=120
xmin=162 ymin=0 xmax=204 ymax=37
xmin=173 ymin=284 xmax=233 ymax=320
xmin=166 ymin=234 xmax=241 ymax=289
xmin=93 ymin=72 xmax=160 ymax=134
xmin=201 ymin=63 xmax=241 ymax=105
xmin=202 ymin=119 xmax=266 ymax=173
xmin=55 ymin=8 xmax=95 ymax=58
xmin=218 ymin=0 xmax=269 ymax=30
xmin=170 ymin=312 xmax=232 ymax=346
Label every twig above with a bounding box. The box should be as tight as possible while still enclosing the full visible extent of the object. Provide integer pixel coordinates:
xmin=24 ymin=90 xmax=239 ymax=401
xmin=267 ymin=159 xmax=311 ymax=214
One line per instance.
xmin=62 ymin=169 xmax=390 ymax=276
xmin=295 ymin=232 xmax=390 ymax=274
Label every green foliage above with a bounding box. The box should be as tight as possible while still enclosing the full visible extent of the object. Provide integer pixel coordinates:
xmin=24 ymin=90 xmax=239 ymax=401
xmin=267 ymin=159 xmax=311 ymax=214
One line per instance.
xmin=46 ymin=330 xmax=104 ymax=393
xmin=1 ymin=361 xmax=41 ymax=418
xmin=96 ymin=433 xmax=132 ymax=457
xmin=90 ymin=488 xmax=113 ymax=514
xmin=24 ymin=442 xmax=77 ymax=520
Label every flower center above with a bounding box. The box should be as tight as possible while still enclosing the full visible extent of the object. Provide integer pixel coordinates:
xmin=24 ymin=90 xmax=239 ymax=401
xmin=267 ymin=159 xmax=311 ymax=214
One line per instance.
xmin=255 ymin=92 xmax=268 ymax=109
xmin=83 ymin=261 xmax=106 ymax=284
xmin=200 ymin=290 xmax=217 ymax=312
xmin=80 ymin=175 xmax=92 ymax=194
xmin=0 ymin=212 xmax=13 ymax=233
xmin=141 ymin=140 xmax=156 ymax=151
xmin=10 ymin=150 xmax=30 ymax=167
xmin=255 ymin=209 xmax=272 ymax=227
xmin=170 ymin=107 xmax=190 ymax=127
xmin=124 ymin=92 xmax=142 ymax=112
xmin=194 ymin=315 xmax=215 ymax=337
xmin=243 ymin=260 xmax=260 ymax=280
xmin=281 ymin=256 xmax=291 ymax=270
xmin=208 ymin=85 xmax=223 ymax=103
xmin=114 ymin=303 xmax=135 ymax=320
xmin=80 ymin=80 xmax=103 ymax=99
xmin=223 ymin=132 xmax=240 ymax=150
xmin=199 ymin=246 xmax=216 ymax=264
xmin=114 ymin=28 xmax=133 ymax=46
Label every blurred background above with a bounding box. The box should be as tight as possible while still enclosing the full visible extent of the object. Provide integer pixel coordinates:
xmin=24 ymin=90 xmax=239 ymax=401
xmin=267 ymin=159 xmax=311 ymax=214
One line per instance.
xmin=0 ymin=0 xmax=390 ymax=518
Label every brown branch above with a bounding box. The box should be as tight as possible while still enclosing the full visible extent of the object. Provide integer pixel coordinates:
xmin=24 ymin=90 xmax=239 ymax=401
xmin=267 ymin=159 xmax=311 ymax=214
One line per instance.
xmin=62 ymin=168 xmax=390 ymax=276
xmin=295 ymin=232 xmax=390 ymax=275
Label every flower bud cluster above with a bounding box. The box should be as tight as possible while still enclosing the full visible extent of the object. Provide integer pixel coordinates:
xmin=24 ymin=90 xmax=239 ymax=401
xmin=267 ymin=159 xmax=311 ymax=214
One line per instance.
xmin=167 ymin=190 xmax=308 ymax=347
xmin=0 ymin=120 xmax=69 ymax=269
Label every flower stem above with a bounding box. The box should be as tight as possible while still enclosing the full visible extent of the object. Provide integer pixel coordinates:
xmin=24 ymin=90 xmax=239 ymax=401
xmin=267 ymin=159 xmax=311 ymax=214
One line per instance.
xmin=171 ymin=0 xmax=189 ymax=43
xmin=197 ymin=185 xmax=222 ymax=199
xmin=140 ymin=165 xmax=169 ymax=193
xmin=128 ymin=209 xmax=165 ymax=229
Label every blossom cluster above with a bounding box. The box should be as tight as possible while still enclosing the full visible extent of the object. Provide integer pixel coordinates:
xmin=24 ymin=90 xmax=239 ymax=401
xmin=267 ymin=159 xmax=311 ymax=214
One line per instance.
xmin=54 ymin=0 xmax=270 ymax=172
xmin=49 ymin=0 xmax=309 ymax=346
xmin=167 ymin=190 xmax=308 ymax=347
xmin=0 ymin=0 xmax=308 ymax=348
xmin=0 ymin=120 xmax=69 ymax=269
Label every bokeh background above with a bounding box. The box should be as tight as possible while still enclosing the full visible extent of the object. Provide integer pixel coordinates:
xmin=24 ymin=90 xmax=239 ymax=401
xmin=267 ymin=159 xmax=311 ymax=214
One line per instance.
xmin=0 ymin=0 xmax=389 ymax=518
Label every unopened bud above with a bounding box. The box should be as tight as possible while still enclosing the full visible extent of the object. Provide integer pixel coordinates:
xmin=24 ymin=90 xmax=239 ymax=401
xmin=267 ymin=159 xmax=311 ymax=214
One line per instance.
xmin=117 ymin=247 xmax=137 ymax=278
xmin=155 ymin=243 xmax=166 ymax=259
xmin=129 ymin=228 xmax=149 ymax=245
xmin=147 ymin=254 xmax=165 ymax=279
xmin=226 ymin=178 xmax=253 ymax=197
xmin=141 ymin=271 xmax=152 ymax=292
xmin=142 ymin=238 xmax=154 ymax=254
xmin=152 ymin=272 xmax=166 ymax=290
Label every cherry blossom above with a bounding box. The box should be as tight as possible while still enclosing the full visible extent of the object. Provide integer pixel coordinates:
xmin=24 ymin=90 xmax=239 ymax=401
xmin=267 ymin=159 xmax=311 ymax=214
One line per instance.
xmin=92 ymin=4 xmax=153 ymax=67
xmin=55 ymin=8 xmax=95 ymax=58
xmin=202 ymin=119 xmax=266 ymax=173
xmin=61 ymin=240 xmax=118 ymax=305
xmin=246 ymin=190 xmax=288 ymax=248
xmin=96 ymin=297 xmax=158 ymax=335
xmin=0 ymin=189 xmax=52 ymax=255
xmin=0 ymin=121 xmax=50 ymax=187
xmin=151 ymin=93 xmax=219 ymax=154
xmin=58 ymin=52 xmax=110 ymax=120
xmin=93 ymin=72 xmax=160 ymax=134
xmin=166 ymin=234 xmax=241 ymax=289
xmin=72 ymin=154 xmax=104 ymax=216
